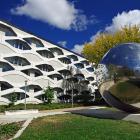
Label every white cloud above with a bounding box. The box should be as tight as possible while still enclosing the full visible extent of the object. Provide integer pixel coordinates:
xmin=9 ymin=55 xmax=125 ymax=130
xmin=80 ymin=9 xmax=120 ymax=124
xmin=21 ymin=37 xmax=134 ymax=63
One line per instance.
xmin=11 ymin=0 xmax=96 ymax=31
xmin=106 ymin=10 xmax=140 ymax=33
xmin=90 ymin=30 xmax=101 ymax=43
xmin=72 ymin=14 xmax=97 ymax=31
xmin=72 ymin=31 xmax=101 ymax=54
xmin=72 ymin=10 xmax=140 ymax=54
xmin=58 ymin=41 xmax=67 ymax=47
xmin=72 ymin=44 xmax=84 ymax=54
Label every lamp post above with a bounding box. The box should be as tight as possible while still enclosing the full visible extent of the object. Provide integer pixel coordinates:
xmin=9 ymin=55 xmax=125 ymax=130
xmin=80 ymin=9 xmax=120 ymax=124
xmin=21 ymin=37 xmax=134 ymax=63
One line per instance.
xmin=72 ymin=88 xmax=73 ymax=108
xmin=24 ymin=80 xmax=27 ymax=110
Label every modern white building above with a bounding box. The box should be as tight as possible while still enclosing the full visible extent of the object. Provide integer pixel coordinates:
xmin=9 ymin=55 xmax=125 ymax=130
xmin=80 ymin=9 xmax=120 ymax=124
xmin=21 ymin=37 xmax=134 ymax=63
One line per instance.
xmin=95 ymin=64 xmax=108 ymax=85
xmin=0 ymin=20 xmax=97 ymax=105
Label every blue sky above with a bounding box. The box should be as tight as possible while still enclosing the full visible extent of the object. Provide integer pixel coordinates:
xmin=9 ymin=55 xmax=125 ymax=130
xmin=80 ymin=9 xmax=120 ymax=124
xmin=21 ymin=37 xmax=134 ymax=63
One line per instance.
xmin=0 ymin=0 xmax=140 ymax=53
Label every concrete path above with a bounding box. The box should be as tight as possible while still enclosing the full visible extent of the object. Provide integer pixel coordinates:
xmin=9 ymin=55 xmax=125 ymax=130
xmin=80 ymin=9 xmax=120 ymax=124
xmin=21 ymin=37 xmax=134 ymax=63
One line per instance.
xmin=0 ymin=111 xmax=69 ymax=124
xmin=1 ymin=106 xmax=140 ymax=139
xmin=70 ymin=108 xmax=140 ymax=123
xmin=0 ymin=106 xmax=95 ymax=124
xmin=1 ymin=106 xmax=140 ymax=124
xmin=9 ymin=118 xmax=33 ymax=140
xmin=123 ymin=114 xmax=140 ymax=123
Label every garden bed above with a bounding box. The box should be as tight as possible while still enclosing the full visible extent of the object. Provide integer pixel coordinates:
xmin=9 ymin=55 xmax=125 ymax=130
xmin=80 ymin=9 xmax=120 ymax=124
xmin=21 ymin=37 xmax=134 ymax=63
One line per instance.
xmin=0 ymin=122 xmax=22 ymax=140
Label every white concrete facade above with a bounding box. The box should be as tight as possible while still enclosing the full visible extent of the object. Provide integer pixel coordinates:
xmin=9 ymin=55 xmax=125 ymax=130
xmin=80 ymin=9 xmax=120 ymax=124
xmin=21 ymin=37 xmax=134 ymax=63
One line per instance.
xmin=0 ymin=20 xmax=97 ymax=105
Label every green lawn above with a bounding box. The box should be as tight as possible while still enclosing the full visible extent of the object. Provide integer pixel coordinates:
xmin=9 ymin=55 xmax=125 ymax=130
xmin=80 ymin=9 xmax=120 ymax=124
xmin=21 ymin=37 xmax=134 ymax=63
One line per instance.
xmin=0 ymin=122 xmax=21 ymax=140
xmin=16 ymin=114 xmax=140 ymax=140
xmin=0 ymin=103 xmax=81 ymax=113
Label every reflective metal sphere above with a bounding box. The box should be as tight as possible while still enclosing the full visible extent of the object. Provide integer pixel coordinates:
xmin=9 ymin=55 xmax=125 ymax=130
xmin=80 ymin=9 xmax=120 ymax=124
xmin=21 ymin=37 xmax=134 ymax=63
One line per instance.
xmin=97 ymin=43 xmax=140 ymax=113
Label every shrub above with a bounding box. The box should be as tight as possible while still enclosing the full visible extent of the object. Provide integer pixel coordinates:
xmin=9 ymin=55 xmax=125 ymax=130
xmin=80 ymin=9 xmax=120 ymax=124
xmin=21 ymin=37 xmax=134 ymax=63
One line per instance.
xmin=0 ymin=122 xmax=21 ymax=139
xmin=43 ymin=86 xmax=54 ymax=104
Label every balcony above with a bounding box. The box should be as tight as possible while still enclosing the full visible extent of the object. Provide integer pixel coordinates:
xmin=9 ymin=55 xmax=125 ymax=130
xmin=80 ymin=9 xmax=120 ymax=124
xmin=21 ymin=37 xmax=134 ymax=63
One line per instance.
xmin=21 ymin=68 xmax=43 ymax=77
xmin=0 ymin=62 xmax=14 ymax=72
xmin=2 ymin=92 xmax=29 ymax=101
xmin=37 ymin=50 xmax=54 ymax=58
xmin=49 ymin=47 xmax=63 ymax=56
xmin=0 ymin=81 xmax=13 ymax=91
xmin=74 ymin=63 xmax=84 ymax=69
xmin=74 ymin=73 xmax=85 ymax=80
xmin=36 ymin=64 xmax=54 ymax=72
xmin=58 ymin=57 xmax=71 ymax=64
xmin=67 ymin=55 xmax=78 ymax=62
xmin=48 ymin=73 xmax=63 ymax=81
xmin=86 ymin=76 xmax=95 ymax=81
xmin=58 ymin=69 xmax=71 ymax=77
xmin=0 ymin=23 xmax=17 ymax=36
xmin=24 ymin=37 xmax=44 ymax=48
xmin=21 ymin=84 xmax=42 ymax=93
xmin=86 ymin=67 xmax=94 ymax=72
xmin=5 ymin=56 xmax=30 ymax=66
xmin=81 ymin=60 xmax=90 ymax=66
xmin=6 ymin=39 xmax=31 ymax=50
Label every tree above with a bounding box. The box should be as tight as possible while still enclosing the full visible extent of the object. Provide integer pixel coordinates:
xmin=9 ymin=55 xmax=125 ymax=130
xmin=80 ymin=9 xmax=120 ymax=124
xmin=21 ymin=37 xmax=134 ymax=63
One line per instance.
xmin=43 ymin=86 xmax=54 ymax=104
xmin=61 ymin=66 xmax=94 ymax=104
xmin=61 ymin=66 xmax=76 ymax=103
xmin=9 ymin=92 xmax=17 ymax=107
xmin=82 ymin=25 xmax=140 ymax=64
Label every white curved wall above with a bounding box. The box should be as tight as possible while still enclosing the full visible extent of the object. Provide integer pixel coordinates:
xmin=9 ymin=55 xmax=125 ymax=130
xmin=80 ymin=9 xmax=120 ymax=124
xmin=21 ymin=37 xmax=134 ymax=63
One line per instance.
xmin=0 ymin=20 xmax=97 ymax=105
xmin=48 ymin=60 xmax=64 ymax=69
xmin=0 ymin=43 xmax=15 ymax=55
xmin=3 ymin=74 xmax=28 ymax=87
xmin=22 ymin=53 xmax=43 ymax=63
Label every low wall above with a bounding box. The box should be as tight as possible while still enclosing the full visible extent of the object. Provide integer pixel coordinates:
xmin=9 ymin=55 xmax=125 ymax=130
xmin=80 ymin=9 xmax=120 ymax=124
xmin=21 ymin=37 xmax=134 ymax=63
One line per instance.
xmin=5 ymin=109 xmax=39 ymax=115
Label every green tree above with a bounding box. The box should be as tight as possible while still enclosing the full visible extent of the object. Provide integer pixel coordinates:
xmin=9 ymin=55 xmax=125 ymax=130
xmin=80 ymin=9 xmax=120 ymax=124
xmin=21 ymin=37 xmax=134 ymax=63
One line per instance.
xmin=82 ymin=25 xmax=140 ymax=64
xmin=43 ymin=86 xmax=54 ymax=104
xmin=9 ymin=92 xmax=17 ymax=107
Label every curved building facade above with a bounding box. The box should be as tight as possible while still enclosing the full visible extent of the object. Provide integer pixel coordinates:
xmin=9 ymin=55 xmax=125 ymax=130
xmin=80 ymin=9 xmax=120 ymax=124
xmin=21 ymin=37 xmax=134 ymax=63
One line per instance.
xmin=0 ymin=20 xmax=97 ymax=105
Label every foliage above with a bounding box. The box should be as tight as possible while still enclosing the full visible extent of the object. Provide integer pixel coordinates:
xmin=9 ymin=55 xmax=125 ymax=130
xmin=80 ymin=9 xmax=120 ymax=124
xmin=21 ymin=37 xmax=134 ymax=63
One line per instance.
xmin=0 ymin=103 xmax=81 ymax=112
xmin=16 ymin=114 xmax=140 ymax=140
xmin=9 ymin=92 xmax=18 ymax=107
xmin=82 ymin=25 xmax=140 ymax=64
xmin=61 ymin=66 xmax=74 ymax=91
xmin=43 ymin=86 xmax=54 ymax=104
xmin=61 ymin=66 xmax=93 ymax=104
xmin=0 ymin=122 xmax=21 ymax=140
xmin=74 ymin=91 xmax=94 ymax=105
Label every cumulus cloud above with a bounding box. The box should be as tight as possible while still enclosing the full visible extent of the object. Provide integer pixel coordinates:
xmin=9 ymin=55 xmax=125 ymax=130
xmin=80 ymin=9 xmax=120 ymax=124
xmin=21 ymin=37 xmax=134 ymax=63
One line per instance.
xmin=72 ymin=31 xmax=102 ymax=54
xmin=58 ymin=41 xmax=67 ymax=47
xmin=11 ymin=0 xmax=96 ymax=31
xmin=72 ymin=10 xmax=140 ymax=54
xmin=106 ymin=10 xmax=140 ymax=33
xmin=72 ymin=44 xmax=84 ymax=54
xmin=90 ymin=30 xmax=101 ymax=43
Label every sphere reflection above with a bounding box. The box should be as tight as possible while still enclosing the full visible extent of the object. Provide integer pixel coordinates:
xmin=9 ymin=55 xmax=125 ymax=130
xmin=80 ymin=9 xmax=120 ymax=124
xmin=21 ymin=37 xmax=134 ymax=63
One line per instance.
xmin=97 ymin=43 xmax=140 ymax=113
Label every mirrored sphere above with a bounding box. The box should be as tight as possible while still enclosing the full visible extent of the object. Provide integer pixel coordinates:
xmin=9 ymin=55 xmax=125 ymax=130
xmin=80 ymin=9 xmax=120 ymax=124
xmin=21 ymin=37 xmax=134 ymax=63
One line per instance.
xmin=97 ymin=43 xmax=140 ymax=113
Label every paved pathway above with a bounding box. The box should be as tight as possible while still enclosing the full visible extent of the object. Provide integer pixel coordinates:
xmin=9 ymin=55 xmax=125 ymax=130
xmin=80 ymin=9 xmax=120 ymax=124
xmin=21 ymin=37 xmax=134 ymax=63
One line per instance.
xmin=1 ymin=106 xmax=140 ymax=124
xmin=0 ymin=111 xmax=69 ymax=124
xmin=0 ymin=106 xmax=95 ymax=124
xmin=1 ymin=106 xmax=140 ymax=139
xmin=70 ymin=108 xmax=140 ymax=123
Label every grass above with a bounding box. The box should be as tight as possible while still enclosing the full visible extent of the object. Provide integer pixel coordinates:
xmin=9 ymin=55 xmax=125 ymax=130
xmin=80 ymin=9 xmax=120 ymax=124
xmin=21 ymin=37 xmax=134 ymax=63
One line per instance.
xmin=0 ymin=122 xmax=21 ymax=140
xmin=16 ymin=114 xmax=140 ymax=140
xmin=109 ymin=80 xmax=140 ymax=104
xmin=0 ymin=103 xmax=81 ymax=113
